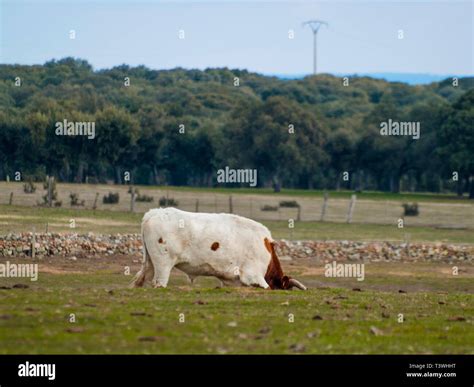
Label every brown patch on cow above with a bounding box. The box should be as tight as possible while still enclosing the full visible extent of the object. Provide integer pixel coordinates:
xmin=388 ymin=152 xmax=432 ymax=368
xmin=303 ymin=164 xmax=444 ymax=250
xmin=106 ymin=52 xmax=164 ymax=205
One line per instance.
xmin=264 ymin=237 xmax=272 ymax=254
xmin=264 ymin=240 xmax=290 ymax=290
xmin=158 ymin=237 xmax=164 ymax=244
xmin=211 ymin=242 xmax=220 ymax=251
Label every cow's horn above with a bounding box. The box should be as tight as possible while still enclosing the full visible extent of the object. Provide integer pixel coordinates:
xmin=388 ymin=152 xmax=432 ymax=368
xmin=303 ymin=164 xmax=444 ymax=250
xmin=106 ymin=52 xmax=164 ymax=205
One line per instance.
xmin=288 ymin=278 xmax=307 ymax=290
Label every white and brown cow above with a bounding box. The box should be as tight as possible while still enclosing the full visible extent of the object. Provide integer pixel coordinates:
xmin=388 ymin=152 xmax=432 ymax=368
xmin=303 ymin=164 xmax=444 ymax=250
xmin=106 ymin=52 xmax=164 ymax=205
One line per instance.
xmin=131 ymin=207 xmax=306 ymax=290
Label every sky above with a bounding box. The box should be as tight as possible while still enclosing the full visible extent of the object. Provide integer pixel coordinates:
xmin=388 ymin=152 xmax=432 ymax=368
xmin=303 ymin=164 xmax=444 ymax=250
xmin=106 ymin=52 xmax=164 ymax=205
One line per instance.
xmin=1 ymin=0 xmax=473 ymax=76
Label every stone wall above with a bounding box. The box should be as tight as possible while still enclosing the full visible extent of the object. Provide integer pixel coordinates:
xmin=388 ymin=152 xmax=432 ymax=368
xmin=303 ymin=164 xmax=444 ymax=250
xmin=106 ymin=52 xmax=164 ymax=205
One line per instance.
xmin=0 ymin=233 xmax=472 ymax=262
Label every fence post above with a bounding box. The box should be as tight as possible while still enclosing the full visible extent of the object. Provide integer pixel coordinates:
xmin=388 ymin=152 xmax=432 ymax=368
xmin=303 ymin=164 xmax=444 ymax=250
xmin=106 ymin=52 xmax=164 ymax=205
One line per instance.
xmin=320 ymin=192 xmax=328 ymax=221
xmin=92 ymin=193 xmax=99 ymax=210
xmin=229 ymin=195 xmax=233 ymax=214
xmin=130 ymin=186 xmax=135 ymax=212
xmin=31 ymin=227 xmax=36 ymax=259
xmin=347 ymin=194 xmax=357 ymax=223
xmin=9 ymin=192 xmax=13 ymax=205
xmin=195 ymin=199 xmax=199 ymax=212
xmin=404 ymin=233 xmax=411 ymax=258
xmin=47 ymin=176 xmax=54 ymax=207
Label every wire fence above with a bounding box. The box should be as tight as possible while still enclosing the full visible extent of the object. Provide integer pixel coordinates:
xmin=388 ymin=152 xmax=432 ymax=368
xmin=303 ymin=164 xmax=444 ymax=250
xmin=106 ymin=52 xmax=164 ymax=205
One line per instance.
xmin=1 ymin=182 xmax=473 ymax=229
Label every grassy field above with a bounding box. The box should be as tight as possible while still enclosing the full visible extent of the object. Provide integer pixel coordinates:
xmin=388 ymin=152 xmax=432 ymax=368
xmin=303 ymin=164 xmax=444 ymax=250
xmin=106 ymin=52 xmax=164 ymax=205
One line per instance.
xmin=1 ymin=182 xmax=474 ymax=229
xmin=0 ymin=257 xmax=472 ymax=354
xmin=1 ymin=183 xmax=472 ymax=354
xmin=4 ymin=182 xmax=472 ymax=202
xmin=1 ymin=204 xmax=473 ymax=243
xmin=133 ymin=185 xmax=473 ymax=202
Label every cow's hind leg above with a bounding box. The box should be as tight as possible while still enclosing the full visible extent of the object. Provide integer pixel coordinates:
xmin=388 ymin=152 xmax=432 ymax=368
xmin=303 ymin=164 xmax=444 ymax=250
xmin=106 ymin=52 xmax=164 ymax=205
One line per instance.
xmin=130 ymin=237 xmax=152 ymax=288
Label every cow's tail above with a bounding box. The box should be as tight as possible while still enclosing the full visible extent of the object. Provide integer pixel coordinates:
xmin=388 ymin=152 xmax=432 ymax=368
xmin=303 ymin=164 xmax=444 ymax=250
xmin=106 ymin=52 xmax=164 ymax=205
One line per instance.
xmin=129 ymin=230 xmax=152 ymax=288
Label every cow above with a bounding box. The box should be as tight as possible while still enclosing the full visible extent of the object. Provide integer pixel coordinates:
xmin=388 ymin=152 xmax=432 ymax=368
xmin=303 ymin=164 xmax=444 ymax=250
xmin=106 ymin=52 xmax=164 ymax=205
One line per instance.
xmin=131 ymin=207 xmax=307 ymax=290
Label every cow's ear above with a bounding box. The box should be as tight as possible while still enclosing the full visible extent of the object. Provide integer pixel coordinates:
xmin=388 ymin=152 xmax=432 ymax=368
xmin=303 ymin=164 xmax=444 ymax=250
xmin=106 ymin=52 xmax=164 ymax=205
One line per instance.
xmin=281 ymin=276 xmax=290 ymax=289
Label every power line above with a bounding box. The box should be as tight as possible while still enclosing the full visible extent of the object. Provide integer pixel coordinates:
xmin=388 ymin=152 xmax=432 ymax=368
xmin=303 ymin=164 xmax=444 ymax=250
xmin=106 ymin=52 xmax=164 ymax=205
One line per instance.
xmin=303 ymin=20 xmax=328 ymax=75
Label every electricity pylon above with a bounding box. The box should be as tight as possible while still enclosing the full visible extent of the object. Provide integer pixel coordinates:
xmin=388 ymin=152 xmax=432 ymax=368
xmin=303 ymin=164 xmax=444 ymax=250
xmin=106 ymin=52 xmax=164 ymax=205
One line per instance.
xmin=303 ymin=20 xmax=328 ymax=75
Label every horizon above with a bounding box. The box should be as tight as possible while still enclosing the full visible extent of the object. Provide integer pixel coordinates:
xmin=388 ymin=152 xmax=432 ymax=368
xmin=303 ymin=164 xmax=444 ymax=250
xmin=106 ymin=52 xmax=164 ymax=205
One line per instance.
xmin=1 ymin=1 xmax=472 ymax=77
xmin=3 ymin=57 xmax=473 ymax=85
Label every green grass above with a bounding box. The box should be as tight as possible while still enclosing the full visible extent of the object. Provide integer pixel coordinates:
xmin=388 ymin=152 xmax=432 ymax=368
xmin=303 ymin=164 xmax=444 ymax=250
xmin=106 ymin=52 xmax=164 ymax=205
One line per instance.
xmin=0 ymin=267 xmax=472 ymax=354
xmin=0 ymin=204 xmax=143 ymax=234
xmin=265 ymin=221 xmax=474 ymax=244
xmin=142 ymin=186 xmax=472 ymax=203
xmin=1 ymin=204 xmax=472 ymax=244
xmin=0 ymin=204 xmax=143 ymax=223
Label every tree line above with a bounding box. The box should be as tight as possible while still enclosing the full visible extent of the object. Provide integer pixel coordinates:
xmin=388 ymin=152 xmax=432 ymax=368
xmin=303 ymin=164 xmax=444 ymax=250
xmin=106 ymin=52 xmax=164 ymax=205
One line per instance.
xmin=0 ymin=57 xmax=473 ymax=197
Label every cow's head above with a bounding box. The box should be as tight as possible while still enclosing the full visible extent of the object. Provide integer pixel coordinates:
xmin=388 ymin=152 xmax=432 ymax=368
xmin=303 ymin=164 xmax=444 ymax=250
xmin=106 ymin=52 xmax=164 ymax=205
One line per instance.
xmin=264 ymin=238 xmax=307 ymax=290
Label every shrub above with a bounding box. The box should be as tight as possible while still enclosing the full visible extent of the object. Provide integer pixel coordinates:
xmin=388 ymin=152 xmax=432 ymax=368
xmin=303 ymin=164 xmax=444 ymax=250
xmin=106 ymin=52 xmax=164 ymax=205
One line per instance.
xmin=402 ymin=203 xmax=419 ymax=216
xmin=128 ymin=187 xmax=153 ymax=202
xmin=279 ymin=200 xmax=300 ymax=208
xmin=261 ymin=204 xmax=278 ymax=211
xmin=136 ymin=193 xmax=154 ymax=202
xmin=159 ymin=196 xmax=178 ymax=206
xmin=70 ymin=193 xmax=85 ymax=206
xmin=23 ymin=180 xmax=36 ymax=194
xmin=103 ymin=192 xmax=120 ymax=204
xmin=39 ymin=176 xmax=61 ymax=207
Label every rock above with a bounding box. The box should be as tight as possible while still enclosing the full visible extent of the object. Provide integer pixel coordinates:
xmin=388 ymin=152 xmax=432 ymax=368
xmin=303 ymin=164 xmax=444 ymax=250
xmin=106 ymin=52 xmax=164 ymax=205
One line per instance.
xmin=0 ymin=233 xmax=472 ymax=262
xmin=447 ymin=316 xmax=466 ymax=322
xmin=12 ymin=284 xmax=29 ymax=289
xmin=289 ymin=343 xmax=306 ymax=353
xmin=138 ymin=336 xmax=162 ymax=342
xmin=66 ymin=327 xmax=84 ymax=333
xmin=370 ymin=326 xmax=384 ymax=336
xmin=130 ymin=312 xmax=150 ymax=317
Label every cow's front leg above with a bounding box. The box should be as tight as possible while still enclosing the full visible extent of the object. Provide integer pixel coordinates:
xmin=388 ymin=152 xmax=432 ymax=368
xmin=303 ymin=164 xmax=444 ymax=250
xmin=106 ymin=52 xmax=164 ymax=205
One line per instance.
xmin=240 ymin=273 xmax=270 ymax=289
xmin=148 ymin=251 xmax=174 ymax=288
xmin=151 ymin=263 xmax=174 ymax=288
